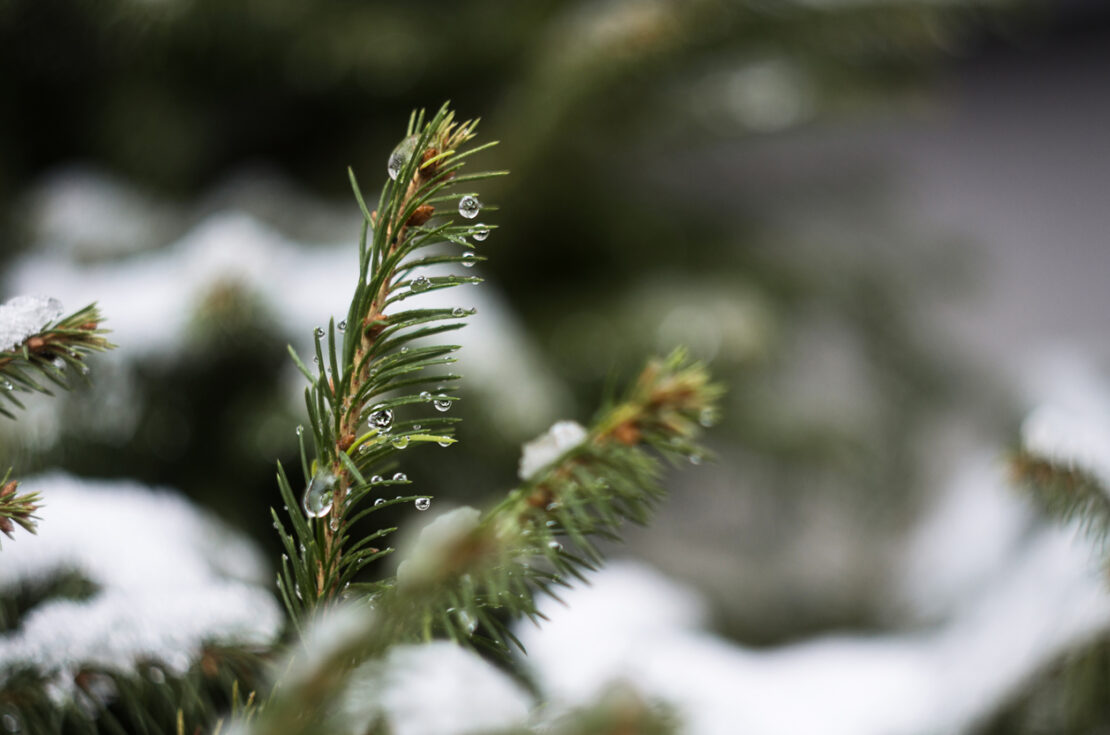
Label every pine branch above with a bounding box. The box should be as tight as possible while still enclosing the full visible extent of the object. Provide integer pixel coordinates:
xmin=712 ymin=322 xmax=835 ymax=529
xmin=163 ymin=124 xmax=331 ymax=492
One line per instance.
xmin=369 ymin=349 xmax=723 ymax=655
xmin=0 ymin=301 xmax=112 ymax=543
xmin=274 ymin=103 xmax=506 ymax=624
xmin=0 ymin=302 xmax=113 ymax=420
xmin=1011 ymin=450 xmax=1110 ymax=544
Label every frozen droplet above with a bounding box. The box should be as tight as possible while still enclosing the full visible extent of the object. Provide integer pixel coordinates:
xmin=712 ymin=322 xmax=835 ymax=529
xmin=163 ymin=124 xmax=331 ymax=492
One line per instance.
xmin=371 ymin=475 xmax=383 ymax=483
xmin=368 ymin=408 xmax=394 ymax=432
xmin=391 ymin=435 xmax=410 ymax=449
xmin=302 ymin=471 xmax=337 ymax=518
xmin=314 ymin=326 xmax=325 ymax=338
xmin=471 ymin=225 xmax=490 ymax=242
xmin=392 ymin=472 xmax=408 ymax=483
xmin=339 ymin=320 xmax=347 ymax=332
xmin=461 ymin=252 xmax=477 ymax=268
xmin=458 ymin=195 xmax=481 ymax=219
xmin=374 ymin=498 xmax=385 ymax=506
xmin=452 ymin=307 xmax=465 ymax=317
xmin=415 ymin=496 xmax=431 ymax=511
xmin=433 ymin=395 xmax=452 ymax=412
xmin=388 ymin=134 xmax=419 ymax=181
xmin=411 ymin=275 xmax=430 ymax=292
xmin=547 ymin=541 xmax=563 ymax=552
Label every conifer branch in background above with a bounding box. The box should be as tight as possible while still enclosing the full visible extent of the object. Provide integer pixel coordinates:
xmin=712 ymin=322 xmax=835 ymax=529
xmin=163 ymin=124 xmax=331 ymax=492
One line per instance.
xmin=0 ymin=302 xmax=113 ymax=420
xmin=0 ymin=299 xmax=112 ymax=542
xmin=1011 ymin=450 xmax=1110 ymax=545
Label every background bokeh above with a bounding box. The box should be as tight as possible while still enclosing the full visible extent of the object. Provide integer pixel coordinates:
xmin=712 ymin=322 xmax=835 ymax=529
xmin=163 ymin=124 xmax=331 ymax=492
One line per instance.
xmin=3 ymin=0 xmax=1110 ymax=731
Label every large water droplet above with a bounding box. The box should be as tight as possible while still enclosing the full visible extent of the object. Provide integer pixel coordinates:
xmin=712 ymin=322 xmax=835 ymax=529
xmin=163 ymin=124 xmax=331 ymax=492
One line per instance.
xmin=452 ymin=307 xmax=465 ymax=317
xmin=471 ymin=225 xmax=490 ymax=242
xmin=433 ymin=395 xmax=452 ymax=412
xmin=420 ymin=390 xmax=432 ymax=401
xmin=392 ymin=472 xmax=408 ymax=483
xmin=391 ymin=435 xmax=410 ymax=449
xmin=415 ymin=496 xmax=431 ymax=511
xmin=370 ymin=474 xmax=383 ymax=483
xmin=437 ymin=438 xmax=453 ymax=447
xmin=458 ymin=195 xmax=481 ymax=219
xmin=411 ymin=275 xmax=430 ymax=292
xmin=461 ymin=252 xmax=477 ymax=268
xmin=388 ymin=135 xmax=418 ymax=181
xmin=368 ymin=407 xmax=394 ymax=433
xmin=329 ymin=516 xmax=340 ymax=531
xmin=338 ymin=320 xmax=347 ymax=332
xmin=547 ymin=540 xmax=563 ymax=552
xmin=314 ymin=326 xmax=324 ymax=338
xmin=374 ymin=498 xmax=385 ymax=506
xmin=302 ymin=471 xmax=337 ymax=518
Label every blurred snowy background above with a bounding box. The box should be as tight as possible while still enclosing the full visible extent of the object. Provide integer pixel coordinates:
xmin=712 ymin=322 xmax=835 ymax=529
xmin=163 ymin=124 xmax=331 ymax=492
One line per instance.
xmin=2 ymin=0 xmax=1110 ymax=732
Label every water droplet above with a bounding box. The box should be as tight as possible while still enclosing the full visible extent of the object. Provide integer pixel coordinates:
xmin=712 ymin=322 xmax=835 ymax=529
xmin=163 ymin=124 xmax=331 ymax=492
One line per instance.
xmin=295 ymin=582 xmax=303 ymax=600
xmin=52 ymin=357 xmax=65 ymax=369
xmin=458 ymin=195 xmax=481 ymax=219
xmin=437 ymin=438 xmax=453 ymax=447
xmin=374 ymin=498 xmax=385 ymax=506
xmin=329 ymin=516 xmax=340 ymax=531
xmin=339 ymin=320 xmax=347 ymax=332
xmin=314 ymin=326 xmax=324 ymax=338
xmin=548 ymin=541 xmax=563 ymax=552
xmin=295 ymin=425 xmax=304 ymax=437
xmin=415 ymin=496 xmax=431 ymax=511
xmin=471 ymin=224 xmax=490 ymax=242
xmin=368 ymin=407 xmax=394 ymax=432
xmin=371 ymin=475 xmax=383 ymax=483
xmin=359 ymin=443 xmax=370 ymax=455
xmin=689 ymin=453 xmax=703 ymax=465
xmin=400 ymin=346 xmax=410 ymax=354
xmin=313 ymin=356 xmax=319 ymax=364
xmin=454 ymin=608 xmax=477 ymax=635
xmin=146 ymin=666 xmax=166 ymax=685
xmin=545 ymin=501 xmax=561 ymax=511
xmin=2 ymin=712 xmax=20 ymax=733
xmin=433 ymin=395 xmax=452 ymax=412
xmin=452 ymin=307 xmax=466 ymax=317
xmin=699 ymin=409 xmax=717 ymax=427
xmin=388 ymin=134 xmax=418 ymax=181
xmin=461 ymin=252 xmax=477 ymax=268
xmin=79 ymin=365 xmax=89 ymax=375
xmin=392 ymin=472 xmax=408 ymax=483
xmin=2 ymin=380 xmax=12 ymax=391
xmin=546 ymin=520 xmax=557 ymax=528
xmin=391 ymin=435 xmax=410 ymax=449
xmin=420 ymin=390 xmax=432 ymax=401
xmin=302 ymin=471 xmax=337 ymax=518
xmin=411 ymin=275 xmax=430 ymax=292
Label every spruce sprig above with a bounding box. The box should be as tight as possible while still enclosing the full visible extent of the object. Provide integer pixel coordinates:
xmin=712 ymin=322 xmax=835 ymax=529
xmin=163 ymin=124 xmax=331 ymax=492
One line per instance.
xmin=273 ymin=104 xmax=506 ymax=624
xmin=0 ymin=303 xmax=113 ymax=420
xmin=1011 ymin=450 xmax=1110 ymax=546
